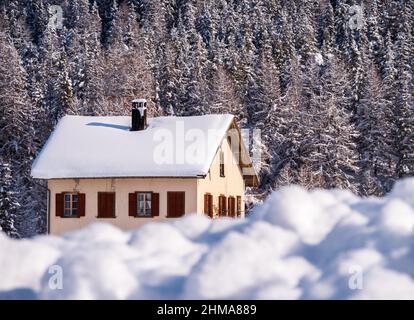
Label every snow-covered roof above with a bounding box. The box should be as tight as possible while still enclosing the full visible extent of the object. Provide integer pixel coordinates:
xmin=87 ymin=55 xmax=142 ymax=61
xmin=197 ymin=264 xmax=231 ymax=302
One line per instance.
xmin=31 ymin=114 xmax=238 ymax=179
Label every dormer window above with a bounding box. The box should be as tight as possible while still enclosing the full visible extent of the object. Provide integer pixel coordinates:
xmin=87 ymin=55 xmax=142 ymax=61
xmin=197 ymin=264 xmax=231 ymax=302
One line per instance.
xmin=220 ymin=150 xmax=225 ymax=177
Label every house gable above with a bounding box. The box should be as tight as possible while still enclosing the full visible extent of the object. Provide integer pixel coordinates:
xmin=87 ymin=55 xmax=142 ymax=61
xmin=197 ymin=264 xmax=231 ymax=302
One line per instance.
xmin=204 ymin=119 xmax=259 ymax=188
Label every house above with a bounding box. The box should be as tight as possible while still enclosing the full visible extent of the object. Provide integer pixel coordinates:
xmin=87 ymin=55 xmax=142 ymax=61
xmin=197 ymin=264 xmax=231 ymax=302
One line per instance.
xmin=31 ymin=99 xmax=258 ymax=235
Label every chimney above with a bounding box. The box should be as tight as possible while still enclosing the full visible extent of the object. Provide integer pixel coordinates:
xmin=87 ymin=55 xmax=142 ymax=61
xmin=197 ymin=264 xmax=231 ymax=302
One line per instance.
xmin=131 ymin=99 xmax=147 ymax=131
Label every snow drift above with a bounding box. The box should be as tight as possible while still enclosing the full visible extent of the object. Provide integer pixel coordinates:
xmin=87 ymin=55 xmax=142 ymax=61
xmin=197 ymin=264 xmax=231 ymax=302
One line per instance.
xmin=1 ymin=179 xmax=414 ymax=299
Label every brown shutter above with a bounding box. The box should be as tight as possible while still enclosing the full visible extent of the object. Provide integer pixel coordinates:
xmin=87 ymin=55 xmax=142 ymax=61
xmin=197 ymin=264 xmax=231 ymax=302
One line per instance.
xmin=218 ymin=196 xmax=222 ymax=217
xmin=204 ymin=194 xmax=208 ymax=214
xmin=218 ymin=196 xmax=227 ymax=217
xmin=167 ymin=192 xmax=185 ymax=218
xmin=167 ymin=192 xmax=175 ymax=217
xmin=78 ymin=193 xmax=86 ymax=217
xmin=98 ymin=192 xmax=115 ymax=218
xmin=56 ymin=193 xmax=63 ymax=217
xmin=228 ymin=197 xmax=231 ymax=217
xmin=230 ymin=197 xmax=236 ymax=217
xmin=129 ymin=193 xmax=137 ymax=217
xmin=98 ymin=193 xmax=105 ymax=217
xmin=152 ymin=193 xmax=159 ymax=216
xmin=177 ymin=192 xmax=185 ymax=217
xmin=236 ymin=196 xmax=241 ymax=217
xmin=208 ymin=195 xmax=213 ymax=218
xmin=105 ymin=193 xmax=110 ymax=217
xmin=111 ymin=193 xmax=116 ymax=217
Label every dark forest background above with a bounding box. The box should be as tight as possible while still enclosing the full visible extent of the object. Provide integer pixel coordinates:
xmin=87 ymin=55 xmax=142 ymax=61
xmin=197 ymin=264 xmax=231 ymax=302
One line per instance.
xmin=1 ymin=0 xmax=413 ymax=237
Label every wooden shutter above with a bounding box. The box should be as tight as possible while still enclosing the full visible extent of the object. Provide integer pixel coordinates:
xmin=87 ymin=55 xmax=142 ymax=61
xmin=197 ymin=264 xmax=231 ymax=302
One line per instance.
xmin=129 ymin=193 xmax=137 ymax=217
xmin=218 ymin=196 xmax=222 ymax=217
xmin=167 ymin=192 xmax=175 ymax=217
xmin=229 ymin=197 xmax=235 ymax=217
xmin=98 ymin=193 xmax=106 ymax=217
xmin=55 ymin=193 xmax=63 ymax=217
xmin=237 ymin=196 xmax=242 ymax=217
xmin=152 ymin=193 xmax=159 ymax=217
xmin=208 ymin=195 xmax=213 ymax=218
xmin=176 ymin=192 xmax=185 ymax=217
xmin=167 ymin=192 xmax=185 ymax=218
xmin=204 ymin=194 xmax=208 ymax=215
xmin=98 ymin=192 xmax=115 ymax=218
xmin=78 ymin=193 xmax=86 ymax=217
xmin=219 ymin=196 xmax=227 ymax=217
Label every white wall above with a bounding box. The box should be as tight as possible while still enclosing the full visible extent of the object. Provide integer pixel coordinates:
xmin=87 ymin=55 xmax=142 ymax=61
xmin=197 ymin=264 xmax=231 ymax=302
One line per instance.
xmin=197 ymin=137 xmax=245 ymax=217
xmin=48 ymin=178 xmax=198 ymax=235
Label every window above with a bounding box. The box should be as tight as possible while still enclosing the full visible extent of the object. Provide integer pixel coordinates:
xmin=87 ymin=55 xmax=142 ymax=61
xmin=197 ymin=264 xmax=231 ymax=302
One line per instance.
xmin=204 ymin=193 xmax=213 ymax=218
xmin=137 ymin=192 xmax=152 ymax=217
xmin=129 ymin=192 xmax=159 ymax=217
xmin=228 ymin=196 xmax=236 ymax=217
xmin=97 ymin=192 xmax=116 ymax=218
xmin=237 ymin=196 xmax=242 ymax=217
xmin=64 ymin=193 xmax=78 ymax=217
xmin=218 ymin=195 xmax=227 ymax=217
xmin=220 ymin=150 xmax=225 ymax=177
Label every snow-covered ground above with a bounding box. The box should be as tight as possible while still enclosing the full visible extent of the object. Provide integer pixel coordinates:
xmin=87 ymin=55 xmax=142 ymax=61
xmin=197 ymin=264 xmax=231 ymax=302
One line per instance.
xmin=1 ymin=179 xmax=414 ymax=300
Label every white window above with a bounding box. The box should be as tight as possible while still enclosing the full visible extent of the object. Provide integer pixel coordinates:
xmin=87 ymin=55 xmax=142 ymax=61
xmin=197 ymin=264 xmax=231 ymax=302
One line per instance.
xmin=137 ymin=192 xmax=152 ymax=217
xmin=64 ymin=193 xmax=78 ymax=217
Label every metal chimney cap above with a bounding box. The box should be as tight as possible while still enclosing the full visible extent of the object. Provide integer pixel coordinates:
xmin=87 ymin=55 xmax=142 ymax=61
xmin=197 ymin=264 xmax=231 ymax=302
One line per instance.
xmin=131 ymin=98 xmax=147 ymax=103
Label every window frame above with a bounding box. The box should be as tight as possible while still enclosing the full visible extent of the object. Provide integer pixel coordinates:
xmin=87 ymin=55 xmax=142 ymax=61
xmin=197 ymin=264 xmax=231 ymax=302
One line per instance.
xmin=219 ymin=149 xmax=225 ymax=177
xmin=219 ymin=195 xmax=227 ymax=216
xmin=136 ymin=191 xmax=153 ymax=217
xmin=237 ymin=196 xmax=242 ymax=217
xmin=228 ymin=196 xmax=236 ymax=217
xmin=63 ymin=192 xmax=79 ymax=218
xmin=204 ymin=193 xmax=214 ymax=218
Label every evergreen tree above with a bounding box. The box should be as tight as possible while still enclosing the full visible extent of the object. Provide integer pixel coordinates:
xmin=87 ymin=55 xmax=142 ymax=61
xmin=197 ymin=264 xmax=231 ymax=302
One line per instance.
xmin=1 ymin=0 xmax=414 ymax=236
xmin=394 ymin=10 xmax=414 ymax=178
xmin=69 ymin=1 xmax=106 ymax=115
xmin=357 ymin=62 xmax=396 ymax=195
xmin=0 ymin=32 xmax=39 ymax=237
xmin=0 ymin=162 xmax=19 ymax=237
xmin=103 ymin=0 xmax=156 ymax=114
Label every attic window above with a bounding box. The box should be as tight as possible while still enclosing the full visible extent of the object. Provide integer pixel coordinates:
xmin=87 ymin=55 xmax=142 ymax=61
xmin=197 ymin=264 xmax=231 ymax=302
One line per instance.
xmin=220 ymin=150 xmax=225 ymax=177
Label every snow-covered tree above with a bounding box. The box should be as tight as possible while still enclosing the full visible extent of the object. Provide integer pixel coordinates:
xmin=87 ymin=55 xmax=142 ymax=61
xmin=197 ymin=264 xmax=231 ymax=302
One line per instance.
xmin=357 ymin=61 xmax=396 ymax=195
xmin=0 ymin=163 xmax=19 ymax=237
xmin=393 ymin=11 xmax=414 ymax=179
xmin=1 ymin=0 xmax=414 ymax=236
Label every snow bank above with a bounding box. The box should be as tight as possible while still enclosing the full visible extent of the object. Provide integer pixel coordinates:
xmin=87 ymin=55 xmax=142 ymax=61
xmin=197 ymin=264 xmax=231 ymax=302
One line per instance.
xmin=1 ymin=179 xmax=414 ymax=299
